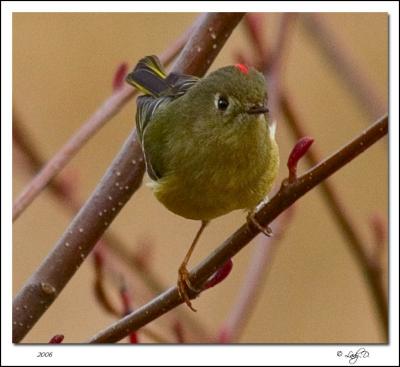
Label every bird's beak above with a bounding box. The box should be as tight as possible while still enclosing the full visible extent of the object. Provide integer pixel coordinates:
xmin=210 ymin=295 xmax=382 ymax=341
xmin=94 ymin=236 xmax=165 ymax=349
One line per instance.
xmin=246 ymin=106 xmax=269 ymax=115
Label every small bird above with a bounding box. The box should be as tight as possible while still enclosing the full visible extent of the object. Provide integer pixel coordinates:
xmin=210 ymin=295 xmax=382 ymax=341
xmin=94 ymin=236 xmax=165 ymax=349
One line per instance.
xmin=126 ymin=56 xmax=279 ymax=311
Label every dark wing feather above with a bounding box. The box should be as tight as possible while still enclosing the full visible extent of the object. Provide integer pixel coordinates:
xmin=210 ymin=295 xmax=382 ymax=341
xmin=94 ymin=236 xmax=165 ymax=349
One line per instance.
xmin=131 ymin=57 xmax=200 ymax=180
xmin=136 ymin=95 xmax=172 ymax=180
xmin=126 ymin=55 xmax=168 ymax=97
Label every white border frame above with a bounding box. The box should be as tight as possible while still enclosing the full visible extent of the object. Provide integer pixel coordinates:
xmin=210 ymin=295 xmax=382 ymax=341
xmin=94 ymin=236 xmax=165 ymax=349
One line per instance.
xmin=2 ymin=1 xmax=399 ymax=366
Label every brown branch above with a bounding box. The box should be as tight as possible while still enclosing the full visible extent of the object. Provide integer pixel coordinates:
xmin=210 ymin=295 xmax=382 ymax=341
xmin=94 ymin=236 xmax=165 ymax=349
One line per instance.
xmin=12 ymin=28 xmax=188 ymax=222
xmin=87 ymin=115 xmax=388 ymax=343
xmin=280 ymin=94 xmax=388 ymax=337
xmin=301 ymin=14 xmax=386 ymax=120
xmin=13 ymin=115 xmax=210 ymax=341
xmin=12 ymin=12 xmax=246 ymax=343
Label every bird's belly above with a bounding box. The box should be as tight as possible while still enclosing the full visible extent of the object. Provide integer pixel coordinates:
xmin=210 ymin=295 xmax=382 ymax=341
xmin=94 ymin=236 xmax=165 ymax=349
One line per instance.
xmin=151 ymin=142 xmax=278 ymax=220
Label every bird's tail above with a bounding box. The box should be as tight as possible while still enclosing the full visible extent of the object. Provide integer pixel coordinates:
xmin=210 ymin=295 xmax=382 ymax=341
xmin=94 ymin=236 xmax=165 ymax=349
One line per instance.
xmin=126 ymin=55 xmax=168 ymax=97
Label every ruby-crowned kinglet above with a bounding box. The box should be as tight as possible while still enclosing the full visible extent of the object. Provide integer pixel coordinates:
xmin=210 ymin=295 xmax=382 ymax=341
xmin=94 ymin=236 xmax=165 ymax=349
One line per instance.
xmin=126 ymin=56 xmax=279 ymax=310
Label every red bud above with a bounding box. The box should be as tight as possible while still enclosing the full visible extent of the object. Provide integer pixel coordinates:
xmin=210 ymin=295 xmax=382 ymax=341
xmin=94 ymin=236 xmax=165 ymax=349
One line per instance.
xmin=49 ymin=334 xmax=64 ymax=344
xmin=287 ymin=137 xmax=314 ymax=182
xmin=204 ymin=259 xmax=233 ymax=290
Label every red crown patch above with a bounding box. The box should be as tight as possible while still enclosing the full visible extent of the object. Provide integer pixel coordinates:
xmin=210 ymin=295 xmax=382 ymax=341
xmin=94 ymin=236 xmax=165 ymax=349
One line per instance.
xmin=234 ymin=63 xmax=249 ymax=75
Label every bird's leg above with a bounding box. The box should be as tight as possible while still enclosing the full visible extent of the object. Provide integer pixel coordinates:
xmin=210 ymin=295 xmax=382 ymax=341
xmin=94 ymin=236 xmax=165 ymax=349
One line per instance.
xmin=246 ymin=198 xmax=273 ymax=237
xmin=178 ymin=220 xmax=209 ymax=312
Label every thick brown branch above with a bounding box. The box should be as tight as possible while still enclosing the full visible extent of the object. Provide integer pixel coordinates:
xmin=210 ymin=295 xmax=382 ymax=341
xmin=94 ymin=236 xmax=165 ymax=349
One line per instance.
xmin=12 ymin=12 xmax=245 ymax=343
xmin=88 ymin=115 xmax=388 ymax=343
xmin=172 ymin=13 xmax=245 ymax=76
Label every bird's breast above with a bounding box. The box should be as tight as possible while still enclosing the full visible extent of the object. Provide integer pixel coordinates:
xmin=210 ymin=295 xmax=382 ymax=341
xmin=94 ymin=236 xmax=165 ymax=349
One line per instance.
xmin=151 ymin=119 xmax=279 ymax=220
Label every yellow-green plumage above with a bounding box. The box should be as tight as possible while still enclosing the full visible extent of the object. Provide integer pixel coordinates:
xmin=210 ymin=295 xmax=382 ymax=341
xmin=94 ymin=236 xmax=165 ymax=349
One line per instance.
xmin=130 ymin=61 xmax=279 ymax=220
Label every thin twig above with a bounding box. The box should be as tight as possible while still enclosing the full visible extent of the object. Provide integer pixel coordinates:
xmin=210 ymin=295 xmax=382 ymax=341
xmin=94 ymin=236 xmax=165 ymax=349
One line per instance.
xmin=264 ymin=13 xmax=297 ymax=121
xmin=13 ymin=113 xmax=79 ymax=210
xmin=219 ymin=209 xmax=294 ymax=343
xmin=280 ymin=94 xmax=388 ymax=337
xmin=243 ymin=14 xmax=270 ymax=67
xmin=301 ymin=13 xmax=386 ymax=120
xmin=12 ymin=12 xmax=246 ymax=343
xmin=172 ymin=320 xmax=185 ymax=343
xmin=12 ymin=27 xmax=189 ymax=222
xmin=87 ymin=115 xmax=388 ymax=343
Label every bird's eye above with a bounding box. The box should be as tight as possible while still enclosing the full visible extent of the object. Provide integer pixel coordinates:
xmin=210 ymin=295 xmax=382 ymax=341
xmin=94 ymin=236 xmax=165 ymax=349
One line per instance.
xmin=216 ymin=95 xmax=229 ymax=111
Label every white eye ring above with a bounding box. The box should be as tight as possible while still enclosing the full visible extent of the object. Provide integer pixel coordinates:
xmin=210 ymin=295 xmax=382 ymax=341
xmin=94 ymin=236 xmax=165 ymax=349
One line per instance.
xmin=214 ymin=93 xmax=230 ymax=111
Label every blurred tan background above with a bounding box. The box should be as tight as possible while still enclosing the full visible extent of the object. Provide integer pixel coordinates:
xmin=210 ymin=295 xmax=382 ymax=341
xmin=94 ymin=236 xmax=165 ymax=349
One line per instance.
xmin=12 ymin=13 xmax=388 ymax=343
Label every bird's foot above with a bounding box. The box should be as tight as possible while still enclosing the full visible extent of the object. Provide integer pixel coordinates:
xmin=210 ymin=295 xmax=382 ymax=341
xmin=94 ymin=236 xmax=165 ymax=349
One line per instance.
xmin=177 ymin=265 xmax=200 ymax=312
xmin=247 ymin=212 xmax=273 ymax=237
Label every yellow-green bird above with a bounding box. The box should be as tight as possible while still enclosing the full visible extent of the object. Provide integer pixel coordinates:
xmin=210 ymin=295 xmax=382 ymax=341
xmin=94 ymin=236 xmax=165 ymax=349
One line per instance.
xmin=126 ymin=56 xmax=279 ymax=311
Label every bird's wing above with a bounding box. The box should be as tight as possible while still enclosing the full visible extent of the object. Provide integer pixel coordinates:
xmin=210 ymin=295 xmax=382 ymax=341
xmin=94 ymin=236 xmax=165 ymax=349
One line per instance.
xmin=135 ymin=71 xmax=200 ymax=181
xmin=136 ymin=95 xmax=172 ymax=180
